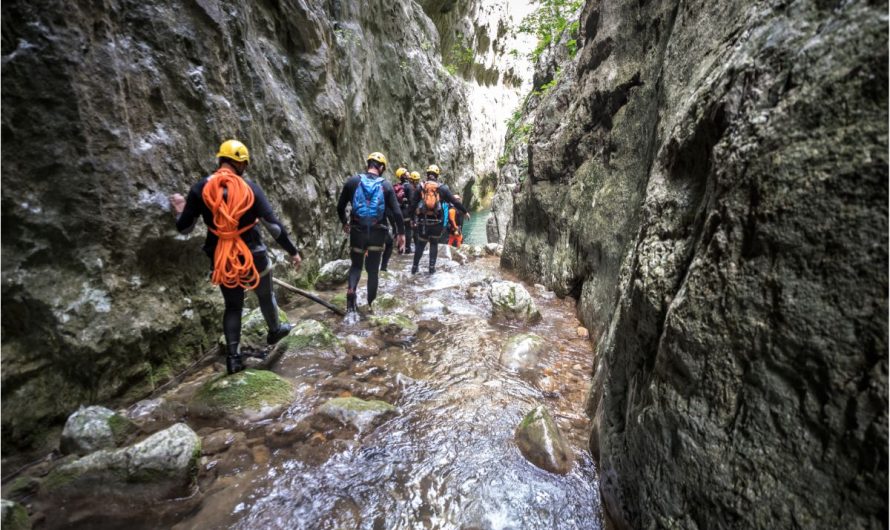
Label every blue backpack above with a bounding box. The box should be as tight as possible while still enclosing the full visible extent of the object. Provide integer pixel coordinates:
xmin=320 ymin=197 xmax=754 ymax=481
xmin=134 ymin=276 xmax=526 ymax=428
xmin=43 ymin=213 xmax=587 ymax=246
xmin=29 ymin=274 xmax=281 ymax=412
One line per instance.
xmin=352 ymin=174 xmax=385 ymax=227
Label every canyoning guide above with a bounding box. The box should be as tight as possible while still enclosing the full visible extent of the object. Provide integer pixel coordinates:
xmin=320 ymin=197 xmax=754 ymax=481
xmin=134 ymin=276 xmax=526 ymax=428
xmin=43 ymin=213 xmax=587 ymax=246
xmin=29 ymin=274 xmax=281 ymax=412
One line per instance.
xmin=410 ymin=164 xmax=468 ymax=274
xmin=169 ymin=140 xmax=301 ymax=374
xmin=337 ymin=152 xmax=406 ymax=313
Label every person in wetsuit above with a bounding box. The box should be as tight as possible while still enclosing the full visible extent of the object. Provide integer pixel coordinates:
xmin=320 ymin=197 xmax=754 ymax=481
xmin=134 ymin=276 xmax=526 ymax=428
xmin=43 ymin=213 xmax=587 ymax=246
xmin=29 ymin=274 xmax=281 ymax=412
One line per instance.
xmin=170 ymin=140 xmax=301 ymax=374
xmin=409 ymin=164 xmax=469 ymax=275
xmin=336 ymin=152 xmax=405 ymax=313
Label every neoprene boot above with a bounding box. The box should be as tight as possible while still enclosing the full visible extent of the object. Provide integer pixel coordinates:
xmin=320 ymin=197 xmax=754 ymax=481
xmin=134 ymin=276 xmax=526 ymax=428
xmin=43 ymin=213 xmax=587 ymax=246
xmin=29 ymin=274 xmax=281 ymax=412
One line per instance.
xmin=267 ymin=322 xmax=294 ymax=345
xmin=428 ymin=266 xmax=436 ymax=275
xmin=346 ymin=290 xmax=357 ymax=313
xmin=411 ymin=265 xmax=419 ymax=275
xmin=226 ymin=343 xmax=244 ymax=375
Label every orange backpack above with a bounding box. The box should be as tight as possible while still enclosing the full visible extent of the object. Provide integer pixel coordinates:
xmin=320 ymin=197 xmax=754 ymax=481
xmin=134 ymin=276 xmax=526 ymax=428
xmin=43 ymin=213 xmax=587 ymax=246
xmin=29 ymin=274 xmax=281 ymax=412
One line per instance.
xmin=420 ymin=181 xmax=440 ymax=212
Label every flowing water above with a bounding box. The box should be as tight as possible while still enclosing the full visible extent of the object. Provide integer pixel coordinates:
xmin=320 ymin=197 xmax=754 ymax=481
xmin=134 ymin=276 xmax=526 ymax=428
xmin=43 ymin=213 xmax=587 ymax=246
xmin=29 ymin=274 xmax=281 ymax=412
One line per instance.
xmin=38 ymin=251 xmax=602 ymax=529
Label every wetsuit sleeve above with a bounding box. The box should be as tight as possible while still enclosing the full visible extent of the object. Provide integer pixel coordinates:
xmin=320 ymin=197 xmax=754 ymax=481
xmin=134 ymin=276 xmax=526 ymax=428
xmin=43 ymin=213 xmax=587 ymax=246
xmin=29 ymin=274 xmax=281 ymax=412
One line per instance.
xmin=252 ymin=183 xmax=299 ymax=256
xmin=439 ymin=186 xmax=468 ymax=214
xmin=175 ymin=184 xmax=202 ymax=234
xmin=383 ymin=182 xmax=405 ymax=235
xmin=337 ymin=176 xmax=359 ymax=225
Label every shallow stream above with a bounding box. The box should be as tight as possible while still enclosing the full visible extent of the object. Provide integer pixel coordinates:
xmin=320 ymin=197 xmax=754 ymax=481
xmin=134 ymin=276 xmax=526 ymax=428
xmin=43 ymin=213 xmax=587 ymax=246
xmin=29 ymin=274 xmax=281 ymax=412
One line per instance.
xmin=41 ymin=250 xmax=602 ymax=529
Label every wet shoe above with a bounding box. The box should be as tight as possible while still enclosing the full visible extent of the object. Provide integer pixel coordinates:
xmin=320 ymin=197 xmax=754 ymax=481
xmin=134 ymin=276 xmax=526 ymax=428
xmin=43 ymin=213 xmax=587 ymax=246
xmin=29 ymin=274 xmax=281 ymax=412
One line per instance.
xmin=226 ymin=354 xmax=245 ymax=375
xmin=266 ymin=322 xmax=294 ymax=345
xmin=346 ymin=292 xmax=357 ymax=313
xmin=380 ymin=267 xmax=388 ymax=272
xmin=428 ymin=267 xmax=436 ymax=275
xmin=411 ymin=266 xmax=419 ymax=275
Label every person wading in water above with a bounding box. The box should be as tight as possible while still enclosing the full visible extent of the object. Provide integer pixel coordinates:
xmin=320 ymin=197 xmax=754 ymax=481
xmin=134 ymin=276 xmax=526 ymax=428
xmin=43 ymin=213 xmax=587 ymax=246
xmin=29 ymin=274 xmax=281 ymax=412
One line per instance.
xmin=336 ymin=152 xmax=406 ymax=313
xmin=170 ymin=140 xmax=301 ymax=374
xmin=410 ymin=164 xmax=468 ymax=274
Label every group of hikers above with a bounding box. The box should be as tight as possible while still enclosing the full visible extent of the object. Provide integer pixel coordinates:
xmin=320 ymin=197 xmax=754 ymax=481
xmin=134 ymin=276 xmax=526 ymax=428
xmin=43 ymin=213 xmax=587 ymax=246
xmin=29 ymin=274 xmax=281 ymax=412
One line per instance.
xmin=170 ymin=140 xmax=471 ymax=374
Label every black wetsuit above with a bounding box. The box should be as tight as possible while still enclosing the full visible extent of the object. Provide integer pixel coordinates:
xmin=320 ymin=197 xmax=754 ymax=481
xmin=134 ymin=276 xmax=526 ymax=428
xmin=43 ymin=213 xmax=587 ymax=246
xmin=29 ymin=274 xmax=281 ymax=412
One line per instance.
xmin=337 ymin=173 xmax=405 ymax=308
xmin=176 ymin=174 xmax=299 ymax=352
xmin=396 ymin=179 xmax=415 ymax=253
xmin=409 ymin=180 xmax=467 ymax=273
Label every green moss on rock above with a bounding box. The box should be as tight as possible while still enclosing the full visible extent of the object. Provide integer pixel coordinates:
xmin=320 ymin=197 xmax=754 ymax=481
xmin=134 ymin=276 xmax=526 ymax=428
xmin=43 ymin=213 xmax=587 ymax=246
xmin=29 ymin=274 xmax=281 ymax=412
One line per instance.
xmin=193 ymin=369 xmax=293 ymax=417
xmin=0 ymin=499 xmax=30 ymax=530
xmin=369 ymin=314 xmax=418 ymax=335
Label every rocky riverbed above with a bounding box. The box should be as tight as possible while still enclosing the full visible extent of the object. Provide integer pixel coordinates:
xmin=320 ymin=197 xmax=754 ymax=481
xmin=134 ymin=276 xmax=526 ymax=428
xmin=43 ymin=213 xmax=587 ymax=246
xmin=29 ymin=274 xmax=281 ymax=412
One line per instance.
xmin=2 ymin=250 xmax=603 ymax=529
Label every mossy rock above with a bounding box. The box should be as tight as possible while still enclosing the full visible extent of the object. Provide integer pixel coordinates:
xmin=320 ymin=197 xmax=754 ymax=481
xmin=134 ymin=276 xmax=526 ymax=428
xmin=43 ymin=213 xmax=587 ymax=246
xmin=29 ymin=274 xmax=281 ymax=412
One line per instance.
xmin=316 ymin=397 xmax=398 ymax=432
xmin=375 ymin=292 xmax=399 ymax=310
xmin=0 ymin=499 xmax=30 ymax=530
xmin=60 ymin=406 xmax=138 ymax=456
xmin=369 ymin=314 xmax=418 ymax=335
xmin=488 ymin=281 xmax=541 ymax=323
xmin=191 ymin=369 xmax=293 ymax=422
xmin=275 ymin=319 xmax=341 ymax=352
xmin=515 ymin=405 xmax=572 ymax=475
xmin=43 ymin=423 xmax=200 ymax=502
xmin=330 ymin=293 xmax=348 ymax=312
xmin=316 ymin=259 xmax=352 ymax=289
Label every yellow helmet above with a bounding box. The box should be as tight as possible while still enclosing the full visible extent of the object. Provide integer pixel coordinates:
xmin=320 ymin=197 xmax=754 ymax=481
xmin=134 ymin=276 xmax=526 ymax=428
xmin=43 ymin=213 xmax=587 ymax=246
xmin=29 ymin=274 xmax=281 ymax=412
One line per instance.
xmin=426 ymin=164 xmax=441 ymax=176
xmin=395 ymin=167 xmax=408 ymax=179
xmin=367 ymin=152 xmax=388 ymax=170
xmin=409 ymin=171 xmax=421 ymax=182
xmin=216 ymin=140 xmax=250 ymax=163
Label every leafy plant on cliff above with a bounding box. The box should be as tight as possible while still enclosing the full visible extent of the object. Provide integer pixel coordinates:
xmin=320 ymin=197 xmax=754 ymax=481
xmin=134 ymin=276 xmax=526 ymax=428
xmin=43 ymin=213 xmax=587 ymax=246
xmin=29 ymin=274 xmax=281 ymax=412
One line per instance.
xmin=519 ymin=0 xmax=583 ymax=61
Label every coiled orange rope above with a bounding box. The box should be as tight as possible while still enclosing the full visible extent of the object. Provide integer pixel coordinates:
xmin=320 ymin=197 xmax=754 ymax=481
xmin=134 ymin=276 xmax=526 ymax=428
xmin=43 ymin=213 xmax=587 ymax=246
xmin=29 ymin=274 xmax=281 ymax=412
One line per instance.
xmin=202 ymin=167 xmax=260 ymax=290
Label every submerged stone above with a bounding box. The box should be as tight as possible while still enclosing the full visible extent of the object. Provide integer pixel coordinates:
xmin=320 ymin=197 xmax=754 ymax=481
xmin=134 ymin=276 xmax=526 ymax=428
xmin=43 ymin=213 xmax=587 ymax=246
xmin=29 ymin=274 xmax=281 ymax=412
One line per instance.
xmin=60 ymin=406 xmax=138 ymax=456
xmin=369 ymin=314 xmax=418 ymax=335
xmin=317 ymin=397 xmax=397 ymax=432
xmin=414 ymin=298 xmax=447 ymax=317
xmin=190 ymin=369 xmax=293 ymax=423
xmin=514 ymin=405 xmax=573 ymax=475
xmin=44 ymin=423 xmax=201 ymax=501
xmin=316 ymin=259 xmax=352 ymax=289
xmin=488 ymin=281 xmax=541 ymax=323
xmin=374 ymin=292 xmax=399 ymax=310
xmin=500 ymin=333 xmax=546 ymax=370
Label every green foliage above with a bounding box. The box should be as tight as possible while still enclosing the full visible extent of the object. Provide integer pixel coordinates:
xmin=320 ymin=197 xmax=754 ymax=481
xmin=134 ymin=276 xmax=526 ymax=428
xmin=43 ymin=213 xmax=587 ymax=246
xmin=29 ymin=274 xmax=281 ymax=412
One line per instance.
xmin=450 ymin=42 xmax=475 ymax=68
xmin=518 ymin=0 xmax=583 ymax=61
xmin=444 ymin=63 xmax=458 ymax=76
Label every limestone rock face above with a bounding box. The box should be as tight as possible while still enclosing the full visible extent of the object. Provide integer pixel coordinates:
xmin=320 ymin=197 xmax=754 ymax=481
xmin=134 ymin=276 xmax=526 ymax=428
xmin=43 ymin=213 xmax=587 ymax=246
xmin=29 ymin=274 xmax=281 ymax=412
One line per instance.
xmin=501 ymin=0 xmax=888 ymax=527
xmin=1 ymin=0 xmax=531 ymax=453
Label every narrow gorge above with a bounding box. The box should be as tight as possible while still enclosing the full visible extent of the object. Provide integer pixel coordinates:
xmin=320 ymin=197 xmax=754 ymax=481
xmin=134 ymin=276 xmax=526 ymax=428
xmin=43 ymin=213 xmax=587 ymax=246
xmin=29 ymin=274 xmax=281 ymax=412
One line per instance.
xmin=2 ymin=0 xmax=887 ymax=529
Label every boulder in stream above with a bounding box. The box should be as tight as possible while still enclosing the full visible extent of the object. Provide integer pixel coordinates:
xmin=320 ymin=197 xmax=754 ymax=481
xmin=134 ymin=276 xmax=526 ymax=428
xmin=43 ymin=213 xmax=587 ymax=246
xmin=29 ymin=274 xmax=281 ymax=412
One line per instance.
xmin=514 ymin=405 xmax=573 ymax=475
xmin=316 ymin=259 xmax=352 ymax=289
xmin=484 ymin=243 xmax=503 ymax=256
xmin=1 ymin=499 xmax=30 ymax=530
xmin=488 ymin=281 xmax=541 ymax=323
xmin=43 ymin=423 xmax=201 ymax=501
xmin=60 ymin=406 xmax=138 ymax=456
xmin=500 ymin=333 xmax=546 ymax=370
xmin=374 ymin=292 xmax=399 ymax=310
xmin=190 ymin=369 xmax=293 ymax=423
xmin=275 ymin=319 xmax=340 ymax=351
xmin=317 ymin=397 xmax=397 ymax=432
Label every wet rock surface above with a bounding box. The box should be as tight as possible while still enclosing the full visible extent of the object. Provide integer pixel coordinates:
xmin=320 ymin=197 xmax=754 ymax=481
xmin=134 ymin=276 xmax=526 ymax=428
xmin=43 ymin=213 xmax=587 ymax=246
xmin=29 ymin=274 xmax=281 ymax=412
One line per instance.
xmin=514 ymin=405 xmax=573 ymax=475
xmin=498 ymin=0 xmax=888 ymax=527
xmin=500 ymin=333 xmax=546 ymax=371
xmin=0 ymin=499 xmax=30 ymax=530
xmin=315 ymin=260 xmax=352 ymax=289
